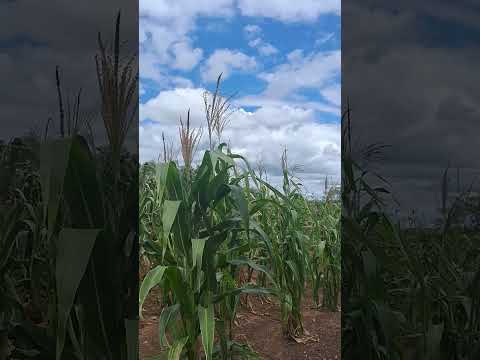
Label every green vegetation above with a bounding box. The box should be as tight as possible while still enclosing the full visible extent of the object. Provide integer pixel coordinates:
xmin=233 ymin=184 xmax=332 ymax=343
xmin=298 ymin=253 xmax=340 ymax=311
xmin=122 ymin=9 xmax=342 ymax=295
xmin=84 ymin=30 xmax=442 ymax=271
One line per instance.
xmin=0 ymin=13 xmax=138 ymax=360
xmin=139 ymin=75 xmax=341 ymax=359
xmin=341 ymin=106 xmax=480 ymax=360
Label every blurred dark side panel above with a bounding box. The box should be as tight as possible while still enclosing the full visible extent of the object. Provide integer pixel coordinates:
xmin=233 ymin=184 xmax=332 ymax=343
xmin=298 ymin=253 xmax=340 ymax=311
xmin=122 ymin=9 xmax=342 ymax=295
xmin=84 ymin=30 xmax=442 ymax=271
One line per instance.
xmin=0 ymin=1 xmax=139 ymax=359
xmin=342 ymin=1 xmax=480 ymax=359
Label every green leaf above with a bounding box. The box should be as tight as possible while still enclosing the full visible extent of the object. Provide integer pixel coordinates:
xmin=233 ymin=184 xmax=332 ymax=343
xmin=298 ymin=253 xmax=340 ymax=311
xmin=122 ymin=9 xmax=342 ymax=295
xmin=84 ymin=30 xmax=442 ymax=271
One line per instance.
xmin=159 ymin=304 xmax=180 ymax=347
xmin=214 ymin=286 xmax=276 ymax=303
xmin=228 ymin=185 xmax=249 ymax=232
xmin=63 ymin=135 xmax=103 ymax=227
xmin=198 ymin=304 xmax=215 ymax=360
xmin=162 ymin=200 xmax=181 ymax=239
xmin=56 ymin=228 xmax=99 ymax=360
xmin=39 ymin=138 xmax=72 ymax=236
xmin=144 ymin=355 xmax=165 ymax=360
xmin=139 ymin=265 xmax=167 ymax=317
xmin=167 ymin=337 xmax=188 ymax=360
xmin=192 ymin=238 xmax=207 ymax=269
xmin=210 ymin=149 xmax=235 ymax=168
xmin=228 ymin=258 xmax=275 ymax=285
xmin=163 ymin=164 xmax=190 ymax=257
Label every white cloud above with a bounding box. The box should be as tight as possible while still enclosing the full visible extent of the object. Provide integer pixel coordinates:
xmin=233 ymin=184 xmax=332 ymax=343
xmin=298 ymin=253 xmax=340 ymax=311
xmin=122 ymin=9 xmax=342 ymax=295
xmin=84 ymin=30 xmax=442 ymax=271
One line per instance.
xmin=237 ymin=0 xmax=340 ymax=22
xmin=321 ymin=84 xmax=340 ymax=107
xmin=287 ymin=49 xmax=304 ymax=62
xmin=244 ymin=24 xmax=262 ymax=36
xmin=140 ymin=0 xmax=236 ymax=81
xmin=315 ymin=32 xmax=335 ymax=46
xmin=140 ymin=0 xmax=234 ymax=19
xmin=257 ymin=43 xmax=279 ymax=56
xmin=141 ymin=87 xmax=206 ymax=126
xmin=171 ymin=76 xmax=194 ymax=88
xmin=237 ymin=96 xmax=339 ymax=115
xmin=140 ymin=21 xmax=181 ymax=67
xmin=243 ymin=25 xmax=278 ymax=57
xmin=139 ymin=53 xmax=196 ymax=89
xmin=170 ymin=41 xmax=203 ymax=70
xmin=248 ymin=38 xmax=278 ymax=56
xmin=201 ymin=49 xmax=257 ymax=82
xmin=258 ymin=50 xmax=340 ymax=99
xmin=248 ymin=38 xmax=262 ymax=47
xmin=138 ymin=0 xmax=341 ymax=196
xmin=140 ymin=87 xmax=340 ymax=196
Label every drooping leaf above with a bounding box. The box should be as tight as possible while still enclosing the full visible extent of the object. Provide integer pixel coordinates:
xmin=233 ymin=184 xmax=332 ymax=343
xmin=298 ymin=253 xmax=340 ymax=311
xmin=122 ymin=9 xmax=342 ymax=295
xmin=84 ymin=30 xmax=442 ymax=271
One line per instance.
xmin=192 ymin=238 xmax=207 ymax=269
xmin=158 ymin=304 xmax=180 ymax=347
xmin=56 ymin=228 xmax=99 ymax=360
xmin=39 ymin=138 xmax=72 ymax=236
xmin=167 ymin=337 xmax=188 ymax=360
xmin=162 ymin=200 xmax=181 ymax=240
xmin=139 ymin=265 xmax=167 ymax=317
xmin=198 ymin=304 xmax=215 ymax=360
xmin=228 ymin=185 xmax=249 ymax=232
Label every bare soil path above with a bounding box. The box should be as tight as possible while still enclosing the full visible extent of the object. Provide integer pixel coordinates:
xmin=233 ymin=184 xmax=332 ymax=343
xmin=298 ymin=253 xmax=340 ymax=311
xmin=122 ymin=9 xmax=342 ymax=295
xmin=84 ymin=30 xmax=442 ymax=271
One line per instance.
xmin=139 ymin=288 xmax=340 ymax=360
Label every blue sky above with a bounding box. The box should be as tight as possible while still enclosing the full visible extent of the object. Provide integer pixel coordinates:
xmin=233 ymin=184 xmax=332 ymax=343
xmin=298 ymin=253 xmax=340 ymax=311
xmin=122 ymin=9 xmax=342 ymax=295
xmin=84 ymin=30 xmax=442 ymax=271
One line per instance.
xmin=139 ymin=0 xmax=341 ymax=196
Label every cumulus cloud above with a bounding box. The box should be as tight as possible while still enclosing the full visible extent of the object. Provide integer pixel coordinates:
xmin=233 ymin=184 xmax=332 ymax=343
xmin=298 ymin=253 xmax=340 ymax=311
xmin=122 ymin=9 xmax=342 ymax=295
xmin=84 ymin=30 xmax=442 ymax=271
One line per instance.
xmin=201 ymin=49 xmax=257 ymax=82
xmin=320 ymin=84 xmax=340 ymax=107
xmin=140 ymin=0 xmax=235 ymax=80
xmin=140 ymin=0 xmax=234 ymax=19
xmin=171 ymin=76 xmax=194 ymax=88
xmin=138 ymin=0 xmax=341 ymax=196
xmin=243 ymin=24 xmax=278 ymax=57
xmin=237 ymin=0 xmax=340 ymax=22
xmin=170 ymin=42 xmax=203 ymax=70
xmin=140 ymin=87 xmax=340 ymax=196
xmin=247 ymin=38 xmax=278 ymax=56
xmin=141 ymin=88 xmax=206 ymax=126
xmin=315 ymin=32 xmax=335 ymax=46
xmin=236 ymin=96 xmax=339 ymax=115
xmin=0 ymin=0 xmax=137 ymax=142
xmin=254 ymin=49 xmax=340 ymax=104
xmin=243 ymin=24 xmax=262 ymax=36
xmin=343 ymin=1 xmax=480 ymax=220
xmin=257 ymin=43 xmax=279 ymax=56
xmin=247 ymin=38 xmax=262 ymax=48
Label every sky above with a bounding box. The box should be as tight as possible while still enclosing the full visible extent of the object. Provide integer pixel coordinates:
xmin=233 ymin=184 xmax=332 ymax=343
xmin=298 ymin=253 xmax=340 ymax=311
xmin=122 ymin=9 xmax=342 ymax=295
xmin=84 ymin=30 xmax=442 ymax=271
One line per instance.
xmin=139 ymin=0 xmax=341 ymax=197
xmin=0 ymin=0 xmax=138 ymax=150
xmin=343 ymin=0 xmax=480 ymax=223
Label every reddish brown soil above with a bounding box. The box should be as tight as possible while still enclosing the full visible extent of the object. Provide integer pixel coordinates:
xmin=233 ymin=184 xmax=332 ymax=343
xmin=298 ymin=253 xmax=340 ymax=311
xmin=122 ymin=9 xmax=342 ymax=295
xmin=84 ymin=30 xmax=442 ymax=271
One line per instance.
xmin=139 ymin=286 xmax=163 ymax=358
xmin=139 ymin=288 xmax=340 ymax=360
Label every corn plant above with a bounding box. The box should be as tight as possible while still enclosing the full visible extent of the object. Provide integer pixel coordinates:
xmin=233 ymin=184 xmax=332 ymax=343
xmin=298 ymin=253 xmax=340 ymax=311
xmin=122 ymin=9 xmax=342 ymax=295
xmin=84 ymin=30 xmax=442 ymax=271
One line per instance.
xmin=202 ymin=74 xmax=235 ymax=151
xmin=249 ymin=149 xmax=310 ymax=338
xmin=307 ymin=198 xmax=341 ymax=310
xmin=1 ymin=12 xmax=139 ymax=360
xmin=178 ymin=110 xmax=202 ymax=174
xmin=139 ymin=72 xmax=342 ymax=356
xmin=0 ymin=195 xmax=29 ymax=360
xmin=139 ymin=145 xmax=272 ymax=360
xmin=341 ymin=103 xmax=480 ymax=360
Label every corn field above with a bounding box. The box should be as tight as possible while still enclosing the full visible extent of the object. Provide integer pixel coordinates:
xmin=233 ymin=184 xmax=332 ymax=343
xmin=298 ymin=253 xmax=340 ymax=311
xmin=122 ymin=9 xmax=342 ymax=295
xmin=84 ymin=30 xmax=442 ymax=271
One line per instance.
xmin=0 ymin=14 xmax=139 ymax=360
xmin=138 ymin=76 xmax=341 ymax=359
xmin=341 ymin=106 xmax=480 ymax=360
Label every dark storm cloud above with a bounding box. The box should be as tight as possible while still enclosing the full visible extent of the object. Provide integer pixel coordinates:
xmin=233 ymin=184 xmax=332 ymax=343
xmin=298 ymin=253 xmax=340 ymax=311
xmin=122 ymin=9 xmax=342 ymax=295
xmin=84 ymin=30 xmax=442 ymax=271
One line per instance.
xmin=0 ymin=0 xmax=137 ymax=143
xmin=343 ymin=0 xmax=480 ymax=220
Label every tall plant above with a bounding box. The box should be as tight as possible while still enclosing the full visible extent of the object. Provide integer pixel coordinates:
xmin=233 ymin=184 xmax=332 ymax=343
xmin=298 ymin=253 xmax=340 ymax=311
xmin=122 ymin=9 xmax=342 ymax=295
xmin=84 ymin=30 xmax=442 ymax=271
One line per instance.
xmin=250 ymin=149 xmax=310 ymax=338
xmin=203 ymin=74 xmax=235 ymax=151
xmin=139 ymin=146 xmax=271 ymax=360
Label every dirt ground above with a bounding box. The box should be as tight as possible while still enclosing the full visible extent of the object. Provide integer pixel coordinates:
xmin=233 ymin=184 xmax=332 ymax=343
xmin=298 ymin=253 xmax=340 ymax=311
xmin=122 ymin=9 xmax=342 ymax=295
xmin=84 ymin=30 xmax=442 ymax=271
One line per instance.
xmin=139 ymin=287 xmax=340 ymax=360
